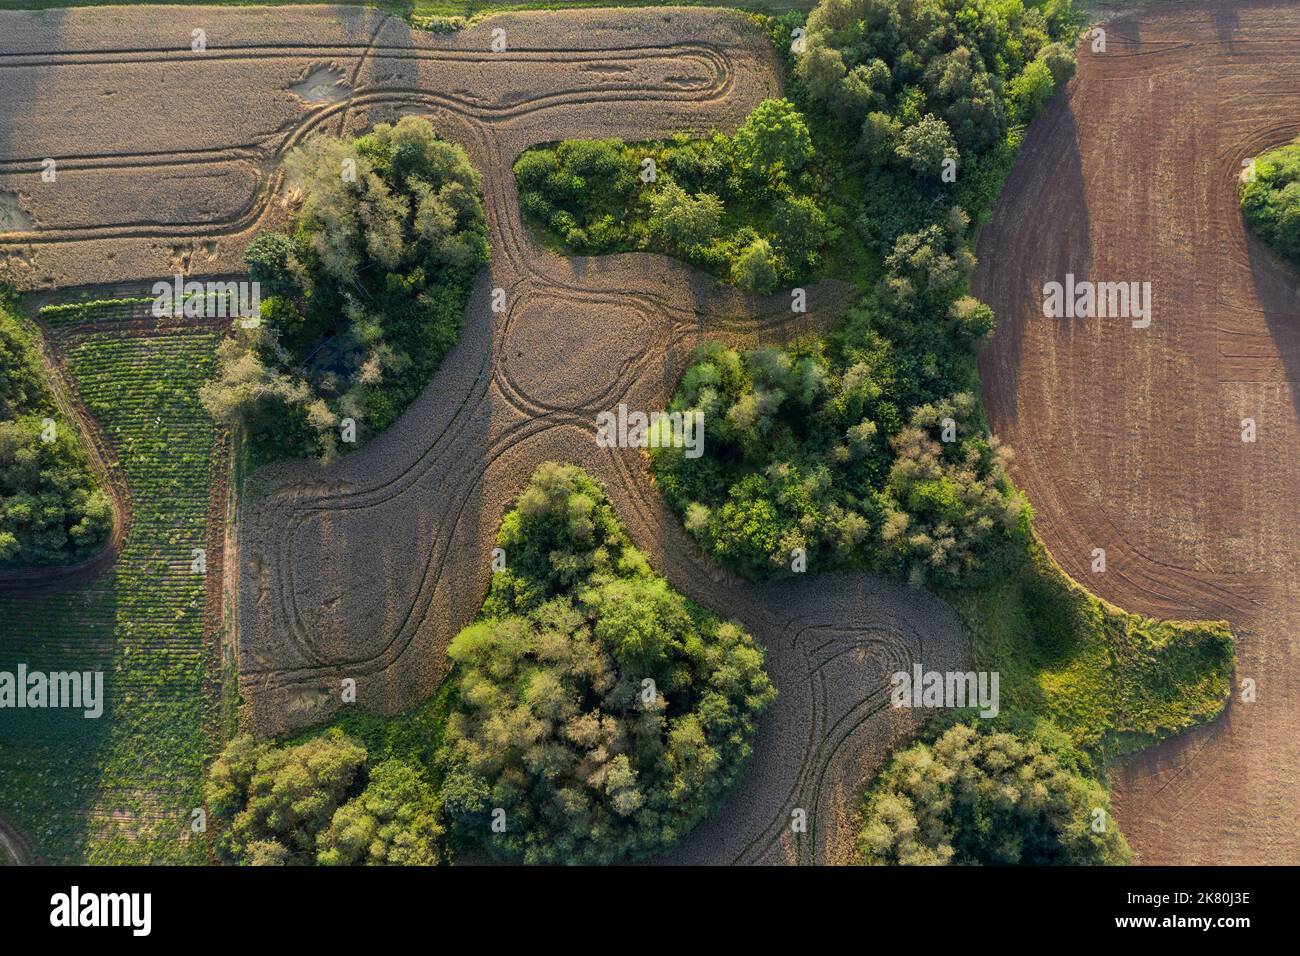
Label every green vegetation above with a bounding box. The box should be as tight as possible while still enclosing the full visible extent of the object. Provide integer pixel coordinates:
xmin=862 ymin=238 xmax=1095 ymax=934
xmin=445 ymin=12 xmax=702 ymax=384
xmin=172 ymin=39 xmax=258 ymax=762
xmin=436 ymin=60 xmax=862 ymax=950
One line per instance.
xmin=514 ymin=99 xmax=839 ymax=291
xmin=947 ymin=541 xmax=1235 ymax=762
xmin=794 ymin=0 xmax=1077 ymax=176
xmin=858 ymin=721 xmax=1131 ymax=865
xmin=201 ymin=116 xmax=489 ymax=462
xmin=206 ymin=730 xmax=444 ymax=865
xmin=1241 ymin=135 xmax=1300 ymax=268
xmin=635 ymin=0 xmax=1232 ymax=862
xmin=438 ymin=462 xmax=775 ymax=864
xmin=0 ymin=297 xmax=111 ymax=568
xmin=212 ymin=463 xmax=776 ymax=865
xmin=0 ymin=319 xmax=220 ymax=863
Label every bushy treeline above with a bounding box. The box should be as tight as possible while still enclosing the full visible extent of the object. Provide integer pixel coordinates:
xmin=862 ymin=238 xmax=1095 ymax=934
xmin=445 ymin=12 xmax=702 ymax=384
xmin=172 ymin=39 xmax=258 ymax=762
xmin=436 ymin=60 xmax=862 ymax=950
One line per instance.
xmin=653 ymin=207 xmax=1027 ymax=586
xmin=795 ymin=0 xmax=1077 ymax=176
xmin=438 ymin=462 xmax=776 ymax=864
xmin=206 ymin=463 xmax=774 ymax=865
xmin=201 ymin=116 xmax=489 ymax=462
xmin=0 ymin=300 xmax=111 ymax=567
xmin=205 ymin=729 xmax=444 ymax=865
xmin=1241 ymin=135 xmax=1300 ymax=266
xmin=651 ymin=2 xmax=1079 ymax=588
xmin=858 ymin=721 xmax=1131 ymax=865
xmin=514 ymin=98 xmax=837 ymax=291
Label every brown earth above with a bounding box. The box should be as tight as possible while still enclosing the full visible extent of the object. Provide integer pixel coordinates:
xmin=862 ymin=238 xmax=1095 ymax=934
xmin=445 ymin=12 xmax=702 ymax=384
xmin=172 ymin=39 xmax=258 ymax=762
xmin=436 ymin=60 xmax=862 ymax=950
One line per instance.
xmin=975 ymin=0 xmax=1300 ymax=864
xmin=0 ymin=6 xmax=966 ymax=864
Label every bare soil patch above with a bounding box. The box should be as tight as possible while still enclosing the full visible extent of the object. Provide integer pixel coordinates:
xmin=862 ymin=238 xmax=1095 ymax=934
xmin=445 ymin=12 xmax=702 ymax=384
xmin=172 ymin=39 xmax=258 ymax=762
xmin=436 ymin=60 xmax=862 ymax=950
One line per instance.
xmin=975 ymin=0 xmax=1300 ymax=863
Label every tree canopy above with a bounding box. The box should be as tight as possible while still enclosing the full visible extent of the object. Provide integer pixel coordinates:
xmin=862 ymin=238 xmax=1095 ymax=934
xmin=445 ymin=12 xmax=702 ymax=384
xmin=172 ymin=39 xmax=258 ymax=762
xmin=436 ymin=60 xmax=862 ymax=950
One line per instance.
xmin=437 ymin=462 xmax=776 ymax=864
xmin=858 ymin=722 xmax=1131 ymax=865
xmin=205 ymin=729 xmax=445 ymax=866
xmin=794 ymin=0 xmax=1077 ymax=174
xmin=1241 ymin=135 xmax=1300 ymax=267
xmin=202 ymin=116 xmax=489 ymax=462
xmin=0 ymin=301 xmax=111 ymax=567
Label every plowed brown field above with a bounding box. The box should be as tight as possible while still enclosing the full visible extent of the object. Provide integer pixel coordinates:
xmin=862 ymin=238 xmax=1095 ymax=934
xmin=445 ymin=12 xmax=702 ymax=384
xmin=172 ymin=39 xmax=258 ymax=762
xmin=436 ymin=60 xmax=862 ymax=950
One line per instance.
xmin=0 ymin=6 xmax=966 ymax=864
xmin=976 ymin=0 xmax=1300 ymax=864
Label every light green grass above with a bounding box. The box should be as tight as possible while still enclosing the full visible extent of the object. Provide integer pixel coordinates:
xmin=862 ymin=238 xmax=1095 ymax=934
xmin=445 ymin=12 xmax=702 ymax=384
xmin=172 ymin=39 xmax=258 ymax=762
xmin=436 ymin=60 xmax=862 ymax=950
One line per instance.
xmin=945 ymin=538 xmax=1235 ymax=765
xmin=0 ymin=322 xmax=220 ymax=863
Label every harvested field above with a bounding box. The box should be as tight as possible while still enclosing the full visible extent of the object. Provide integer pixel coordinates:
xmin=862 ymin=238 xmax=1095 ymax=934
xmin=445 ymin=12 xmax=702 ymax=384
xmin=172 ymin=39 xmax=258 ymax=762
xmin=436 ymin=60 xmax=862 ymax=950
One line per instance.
xmin=0 ymin=5 xmax=965 ymax=864
xmin=975 ymin=0 xmax=1300 ymax=864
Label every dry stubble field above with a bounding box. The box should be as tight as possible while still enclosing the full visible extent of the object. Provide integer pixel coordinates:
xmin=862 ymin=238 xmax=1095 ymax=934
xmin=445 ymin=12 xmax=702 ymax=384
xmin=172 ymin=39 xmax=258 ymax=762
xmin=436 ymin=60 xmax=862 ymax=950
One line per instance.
xmin=976 ymin=0 xmax=1300 ymax=864
xmin=0 ymin=5 xmax=964 ymax=864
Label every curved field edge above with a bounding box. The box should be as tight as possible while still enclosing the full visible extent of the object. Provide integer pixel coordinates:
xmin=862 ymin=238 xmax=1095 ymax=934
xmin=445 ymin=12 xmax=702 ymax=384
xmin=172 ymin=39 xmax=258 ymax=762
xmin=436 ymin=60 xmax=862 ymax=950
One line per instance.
xmin=945 ymin=536 xmax=1234 ymax=767
xmin=0 ymin=307 xmax=223 ymax=864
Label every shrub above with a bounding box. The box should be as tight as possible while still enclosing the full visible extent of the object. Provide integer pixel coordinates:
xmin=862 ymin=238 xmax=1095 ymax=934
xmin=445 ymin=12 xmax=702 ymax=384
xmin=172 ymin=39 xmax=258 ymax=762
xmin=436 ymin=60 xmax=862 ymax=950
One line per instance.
xmin=1241 ymin=135 xmax=1300 ymax=266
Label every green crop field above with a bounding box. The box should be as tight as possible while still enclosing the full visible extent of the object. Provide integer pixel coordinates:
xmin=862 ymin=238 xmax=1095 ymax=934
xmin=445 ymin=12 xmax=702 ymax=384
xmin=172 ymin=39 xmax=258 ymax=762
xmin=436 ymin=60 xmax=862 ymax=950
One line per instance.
xmin=0 ymin=320 xmax=221 ymax=864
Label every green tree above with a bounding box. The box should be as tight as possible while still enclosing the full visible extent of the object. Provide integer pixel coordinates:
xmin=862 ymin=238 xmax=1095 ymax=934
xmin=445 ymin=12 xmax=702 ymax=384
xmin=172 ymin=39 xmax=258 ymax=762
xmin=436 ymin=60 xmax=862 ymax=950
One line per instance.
xmin=1007 ymin=60 xmax=1057 ymax=125
xmin=732 ymin=98 xmax=814 ymax=186
xmin=1241 ymin=136 xmax=1300 ymax=266
xmin=316 ymin=760 xmax=444 ymax=866
xmin=859 ymin=723 xmax=1132 ymax=865
xmin=895 ymin=114 xmax=959 ymax=175
xmin=206 ymin=731 xmax=367 ymax=865
xmin=731 ymin=237 xmax=781 ymax=293
xmin=649 ymin=183 xmax=724 ymax=249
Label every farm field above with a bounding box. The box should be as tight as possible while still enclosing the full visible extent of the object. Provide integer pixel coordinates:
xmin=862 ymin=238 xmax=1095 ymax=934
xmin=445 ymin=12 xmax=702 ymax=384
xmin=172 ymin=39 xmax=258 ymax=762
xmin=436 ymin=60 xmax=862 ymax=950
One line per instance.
xmin=975 ymin=0 xmax=1300 ymax=863
xmin=0 ymin=304 xmax=222 ymax=863
xmin=0 ymin=0 xmax=1290 ymax=876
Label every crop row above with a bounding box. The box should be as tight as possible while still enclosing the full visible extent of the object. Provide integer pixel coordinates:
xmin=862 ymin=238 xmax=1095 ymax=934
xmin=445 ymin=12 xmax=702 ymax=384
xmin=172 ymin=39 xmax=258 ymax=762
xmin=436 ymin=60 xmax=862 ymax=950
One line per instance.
xmin=0 ymin=330 xmax=220 ymax=863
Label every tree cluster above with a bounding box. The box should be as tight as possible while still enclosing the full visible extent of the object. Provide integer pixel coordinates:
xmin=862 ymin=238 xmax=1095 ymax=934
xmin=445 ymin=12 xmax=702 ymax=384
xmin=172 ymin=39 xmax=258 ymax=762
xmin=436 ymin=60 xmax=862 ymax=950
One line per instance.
xmin=794 ymin=0 xmax=1078 ymax=177
xmin=437 ymin=462 xmax=776 ymax=864
xmin=653 ymin=186 xmax=1018 ymax=586
xmin=201 ymin=116 xmax=489 ymax=461
xmin=1241 ymin=135 xmax=1300 ymax=266
xmin=514 ymin=99 xmax=836 ymax=292
xmin=0 ymin=302 xmax=111 ymax=567
xmin=205 ymin=729 xmax=444 ymax=866
xmin=858 ymin=722 xmax=1131 ymax=865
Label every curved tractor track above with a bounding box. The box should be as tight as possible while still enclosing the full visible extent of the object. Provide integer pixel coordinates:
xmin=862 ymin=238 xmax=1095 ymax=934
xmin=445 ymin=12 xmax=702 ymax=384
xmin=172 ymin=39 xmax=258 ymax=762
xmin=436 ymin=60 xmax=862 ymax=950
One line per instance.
xmin=976 ymin=0 xmax=1300 ymax=864
xmin=0 ymin=6 xmax=964 ymax=865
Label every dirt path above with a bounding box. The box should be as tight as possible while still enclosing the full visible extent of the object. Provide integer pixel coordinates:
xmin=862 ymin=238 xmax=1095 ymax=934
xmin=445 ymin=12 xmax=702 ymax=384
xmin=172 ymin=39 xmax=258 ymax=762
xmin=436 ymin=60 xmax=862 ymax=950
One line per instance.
xmin=975 ymin=0 xmax=1300 ymax=864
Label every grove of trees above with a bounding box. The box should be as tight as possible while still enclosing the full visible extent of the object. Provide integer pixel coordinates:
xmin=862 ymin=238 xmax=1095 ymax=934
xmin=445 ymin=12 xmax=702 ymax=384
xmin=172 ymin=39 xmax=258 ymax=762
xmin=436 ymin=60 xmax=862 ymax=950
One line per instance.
xmin=513 ymin=98 xmax=836 ymax=292
xmin=205 ymin=729 xmax=445 ymax=865
xmin=437 ymin=462 xmax=776 ymax=864
xmin=0 ymin=299 xmax=111 ymax=567
xmin=858 ymin=722 xmax=1131 ymax=865
xmin=1241 ymin=135 xmax=1300 ymax=266
xmin=201 ymin=116 xmax=490 ymax=462
xmin=794 ymin=0 xmax=1077 ymax=176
